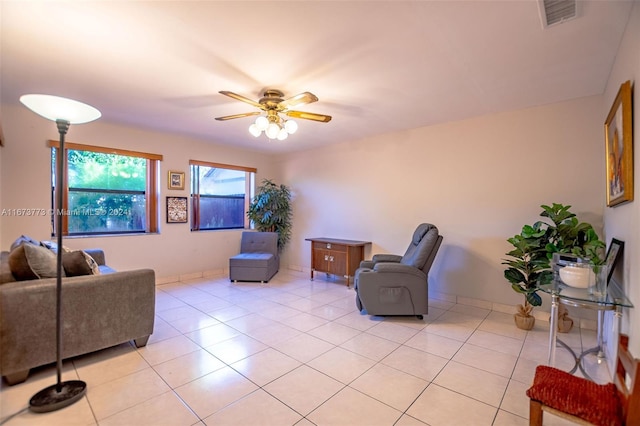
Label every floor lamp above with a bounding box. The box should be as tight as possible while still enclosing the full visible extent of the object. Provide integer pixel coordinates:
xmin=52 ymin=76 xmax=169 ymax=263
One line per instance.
xmin=19 ymin=94 xmax=101 ymax=413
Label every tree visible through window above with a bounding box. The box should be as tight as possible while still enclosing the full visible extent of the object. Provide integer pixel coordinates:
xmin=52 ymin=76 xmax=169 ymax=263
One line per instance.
xmin=190 ymin=160 xmax=256 ymax=231
xmin=49 ymin=141 xmax=161 ymax=235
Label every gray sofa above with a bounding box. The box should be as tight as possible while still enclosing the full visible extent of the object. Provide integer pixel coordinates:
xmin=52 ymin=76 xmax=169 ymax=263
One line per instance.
xmin=0 ymin=245 xmax=155 ymax=385
xmin=229 ymin=231 xmax=279 ymax=283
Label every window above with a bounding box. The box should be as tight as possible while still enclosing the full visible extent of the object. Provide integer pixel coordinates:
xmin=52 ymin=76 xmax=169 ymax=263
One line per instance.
xmin=49 ymin=141 xmax=162 ymax=235
xmin=190 ymin=160 xmax=256 ymax=231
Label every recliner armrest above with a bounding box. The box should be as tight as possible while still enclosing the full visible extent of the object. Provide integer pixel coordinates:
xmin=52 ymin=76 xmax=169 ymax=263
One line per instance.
xmin=371 ymin=254 xmax=402 ymax=263
xmin=373 ymin=262 xmax=426 ymax=279
xmin=359 ymin=260 xmax=375 ymax=269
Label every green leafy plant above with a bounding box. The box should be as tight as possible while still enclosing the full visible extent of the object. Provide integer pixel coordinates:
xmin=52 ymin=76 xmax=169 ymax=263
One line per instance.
xmin=503 ymin=203 xmax=605 ymax=309
xmin=247 ymin=179 xmax=292 ymax=252
xmin=503 ymin=222 xmax=548 ymax=307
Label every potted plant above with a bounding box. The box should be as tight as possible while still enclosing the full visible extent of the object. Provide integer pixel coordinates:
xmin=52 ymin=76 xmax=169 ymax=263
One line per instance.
xmin=503 ymin=203 xmax=605 ymax=330
xmin=247 ymin=179 xmax=293 ymax=253
xmin=503 ymin=222 xmax=548 ymax=330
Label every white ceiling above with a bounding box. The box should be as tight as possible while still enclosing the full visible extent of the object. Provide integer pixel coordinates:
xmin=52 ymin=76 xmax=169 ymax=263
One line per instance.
xmin=0 ymin=1 xmax=634 ymax=153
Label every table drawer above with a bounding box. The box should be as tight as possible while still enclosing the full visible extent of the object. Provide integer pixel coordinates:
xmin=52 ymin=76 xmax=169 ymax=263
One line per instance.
xmin=312 ymin=242 xmax=347 ymax=252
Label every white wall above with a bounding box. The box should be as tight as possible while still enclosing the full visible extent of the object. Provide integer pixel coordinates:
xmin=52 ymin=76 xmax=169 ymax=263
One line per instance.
xmin=278 ymin=95 xmax=604 ymax=310
xmin=0 ymin=103 xmax=278 ymax=280
xmin=602 ymin=1 xmax=640 ymax=356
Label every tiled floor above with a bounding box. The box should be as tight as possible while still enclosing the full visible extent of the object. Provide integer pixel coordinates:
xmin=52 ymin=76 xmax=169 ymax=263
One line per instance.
xmin=0 ymin=270 xmax=610 ymax=425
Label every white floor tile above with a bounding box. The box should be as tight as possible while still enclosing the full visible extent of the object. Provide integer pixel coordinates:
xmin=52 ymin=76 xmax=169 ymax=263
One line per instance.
xmin=380 ymin=345 xmax=449 ymax=382
xmin=99 ymin=391 xmax=199 ymax=426
xmin=230 ymin=348 xmax=301 ymax=386
xmin=152 ymin=349 xmax=226 ymax=388
xmin=350 ymin=363 xmax=429 ymax=411
xmin=202 ymin=389 xmax=302 ymax=425
xmin=307 ymin=386 xmax=403 ymax=426
xmin=263 ymin=365 xmax=344 ymax=415
xmin=433 ymin=361 xmax=509 ymax=407
xmin=88 ymin=367 xmax=171 ymax=420
xmin=174 ymin=366 xmax=258 ymax=419
xmin=407 ymin=384 xmax=498 ymax=426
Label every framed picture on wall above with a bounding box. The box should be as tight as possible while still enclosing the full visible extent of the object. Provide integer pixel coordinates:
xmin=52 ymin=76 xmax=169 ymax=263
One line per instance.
xmin=166 ymin=196 xmax=188 ymax=223
xmin=168 ymin=171 xmax=185 ymax=190
xmin=605 ymin=80 xmax=633 ymax=207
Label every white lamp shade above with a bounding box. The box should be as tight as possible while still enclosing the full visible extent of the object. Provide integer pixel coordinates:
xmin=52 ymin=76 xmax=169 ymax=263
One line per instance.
xmin=284 ymin=119 xmax=298 ymax=134
xmin=20 ymin=94 xmax=101 ymax=124
xmin=265 ymin=122 xmax=280 ymax=139
xmin=277 ymin=128 xmax=289 ymax=140
xmin=255 ymin=116 xmax=269 ymax=131
xmin=248 ymin=124 xmax=261 ymax=137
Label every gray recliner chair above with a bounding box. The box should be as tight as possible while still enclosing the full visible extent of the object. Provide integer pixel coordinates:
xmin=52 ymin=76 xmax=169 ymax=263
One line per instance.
xmin=354 ymin=224 xmax=442 ymax=319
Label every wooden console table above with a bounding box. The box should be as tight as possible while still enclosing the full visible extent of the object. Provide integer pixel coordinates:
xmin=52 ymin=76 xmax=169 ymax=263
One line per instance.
xmin=305 ymin=237 xmax=371 ymax=286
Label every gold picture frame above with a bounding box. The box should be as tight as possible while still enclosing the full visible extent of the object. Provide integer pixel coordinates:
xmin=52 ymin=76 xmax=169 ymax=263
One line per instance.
xmin=168 ymin=171 xmax=185 ymax=190
xmin=166 ymin=196 xmax=188 ymax=223
xmin=605 ymin=80 xmax=633 ymax=207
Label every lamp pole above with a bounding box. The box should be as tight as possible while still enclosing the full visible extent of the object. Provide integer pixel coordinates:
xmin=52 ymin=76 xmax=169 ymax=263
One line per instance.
xmin=20 ymin=94 xmax=100 ymax=413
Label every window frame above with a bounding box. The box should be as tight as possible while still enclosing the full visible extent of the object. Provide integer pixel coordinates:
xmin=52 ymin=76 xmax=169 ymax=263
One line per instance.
xmin=189 ymin=159 xmax=256 ymax=231
xmin=48 ymin=140 xmax=162 ymax=236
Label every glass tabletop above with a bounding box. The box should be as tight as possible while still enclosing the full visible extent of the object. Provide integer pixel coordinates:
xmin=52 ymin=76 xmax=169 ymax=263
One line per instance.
xmin=537 ymin=279 xmax=634 ymax=309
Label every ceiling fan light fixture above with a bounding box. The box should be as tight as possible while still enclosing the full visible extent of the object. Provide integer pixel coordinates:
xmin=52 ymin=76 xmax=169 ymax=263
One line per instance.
xmin=248 ymin=124 xmax=261 ymax=137
xmin=284 ymin=119 xmax=298 ymax=134
xmin=255 ymin=116 xmax=269 ymax=131
xmin=277 ymin=128 xmax=289 ymax=140
xmin=266 ymin=122 xmax=280 ymax=139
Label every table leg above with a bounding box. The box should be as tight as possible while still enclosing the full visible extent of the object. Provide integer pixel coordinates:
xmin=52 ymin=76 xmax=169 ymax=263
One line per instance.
xmin=548 ymin=293 xmax=559 ymax=366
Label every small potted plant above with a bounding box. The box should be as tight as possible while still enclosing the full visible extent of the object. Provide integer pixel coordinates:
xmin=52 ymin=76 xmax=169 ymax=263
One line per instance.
xmin=503 ymin=222 xmax=547 ymax=330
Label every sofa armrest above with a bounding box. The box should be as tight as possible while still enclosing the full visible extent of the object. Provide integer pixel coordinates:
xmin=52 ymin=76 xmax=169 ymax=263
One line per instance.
xmin=0 ymin=269 xmax=155 ymax=378
xmin=83 ymin=249 xmax=106 ymax=266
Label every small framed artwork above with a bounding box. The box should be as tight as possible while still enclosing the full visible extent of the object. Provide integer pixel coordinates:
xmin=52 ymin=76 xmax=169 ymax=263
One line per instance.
xmin=168 ymin=171 xmax=185 ymax=190
xmin=605 ymin=80 xmax=633 ymax=207
xmin=605 ymin=238 xmax=624 ymax=284
xmin=166 ymin=196 xmax=188 ymax=223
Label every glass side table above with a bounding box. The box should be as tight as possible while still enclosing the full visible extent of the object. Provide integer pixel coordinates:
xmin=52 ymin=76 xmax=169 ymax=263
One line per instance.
xmin=537 ymin=279 xmax=633 ymax=380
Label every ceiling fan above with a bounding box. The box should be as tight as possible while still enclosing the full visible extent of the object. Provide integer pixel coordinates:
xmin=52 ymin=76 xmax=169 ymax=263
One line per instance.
xmin=215 ymin=89 xmax=332 ymax=140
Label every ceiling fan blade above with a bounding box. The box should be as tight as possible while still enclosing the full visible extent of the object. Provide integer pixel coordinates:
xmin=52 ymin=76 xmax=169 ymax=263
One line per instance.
xmin=285 ymin=110 xmax=332 ymax=123
xmin=219 ymin=91 xmax=263 ymax=109
xmin=215 ymin=111 xmax=261 ymax=121
xmin=279 ymin=92 xmax=318 ymax=110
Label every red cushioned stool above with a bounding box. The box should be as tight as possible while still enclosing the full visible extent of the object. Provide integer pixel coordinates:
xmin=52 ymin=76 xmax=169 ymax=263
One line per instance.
xmin=526 ymin=335 xmax=639 ymax=426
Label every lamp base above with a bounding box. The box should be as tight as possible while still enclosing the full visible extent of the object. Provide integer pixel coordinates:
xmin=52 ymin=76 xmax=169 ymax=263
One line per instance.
xmin=29 ymin=380 xmax=87 ymax=413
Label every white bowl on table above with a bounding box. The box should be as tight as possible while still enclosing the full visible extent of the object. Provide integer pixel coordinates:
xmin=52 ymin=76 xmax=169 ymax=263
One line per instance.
xmin=559 ymin=265 xmax=594 ymax=288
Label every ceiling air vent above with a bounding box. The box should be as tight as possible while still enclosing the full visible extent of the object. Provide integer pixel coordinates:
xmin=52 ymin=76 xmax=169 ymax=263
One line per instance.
xmin=538 ymin=0 xmax=579 ymax=28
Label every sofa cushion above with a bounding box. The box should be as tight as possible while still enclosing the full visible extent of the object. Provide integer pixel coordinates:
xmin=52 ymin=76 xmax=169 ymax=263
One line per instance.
xmin=62 ymin=250 xmax=101 ymax=276
xmin=8 ymin=244 xmax=39 ymax=280
xmin=9 ymin=235 xmax=39 ymax=252
xmin=40 ymin=240 xmax=71 ymax=254
xmin=9 ymin=243 xmax=65 ymax=280
xmin=229 ymin=252 xmax=275 ymax=268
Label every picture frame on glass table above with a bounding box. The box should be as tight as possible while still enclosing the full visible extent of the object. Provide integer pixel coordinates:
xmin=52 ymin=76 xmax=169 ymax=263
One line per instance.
xmin=605 ymin=238 xmax=624 ymax=284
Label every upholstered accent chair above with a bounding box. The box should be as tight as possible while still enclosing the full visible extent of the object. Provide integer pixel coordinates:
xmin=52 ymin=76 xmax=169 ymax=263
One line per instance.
xmin=229 ymin=231 xmax=279 ymax=283
xmin=527 ymin=334 xmax=639 ymax=425
xmin=354 ymin=223 xmax=442 ymax=319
